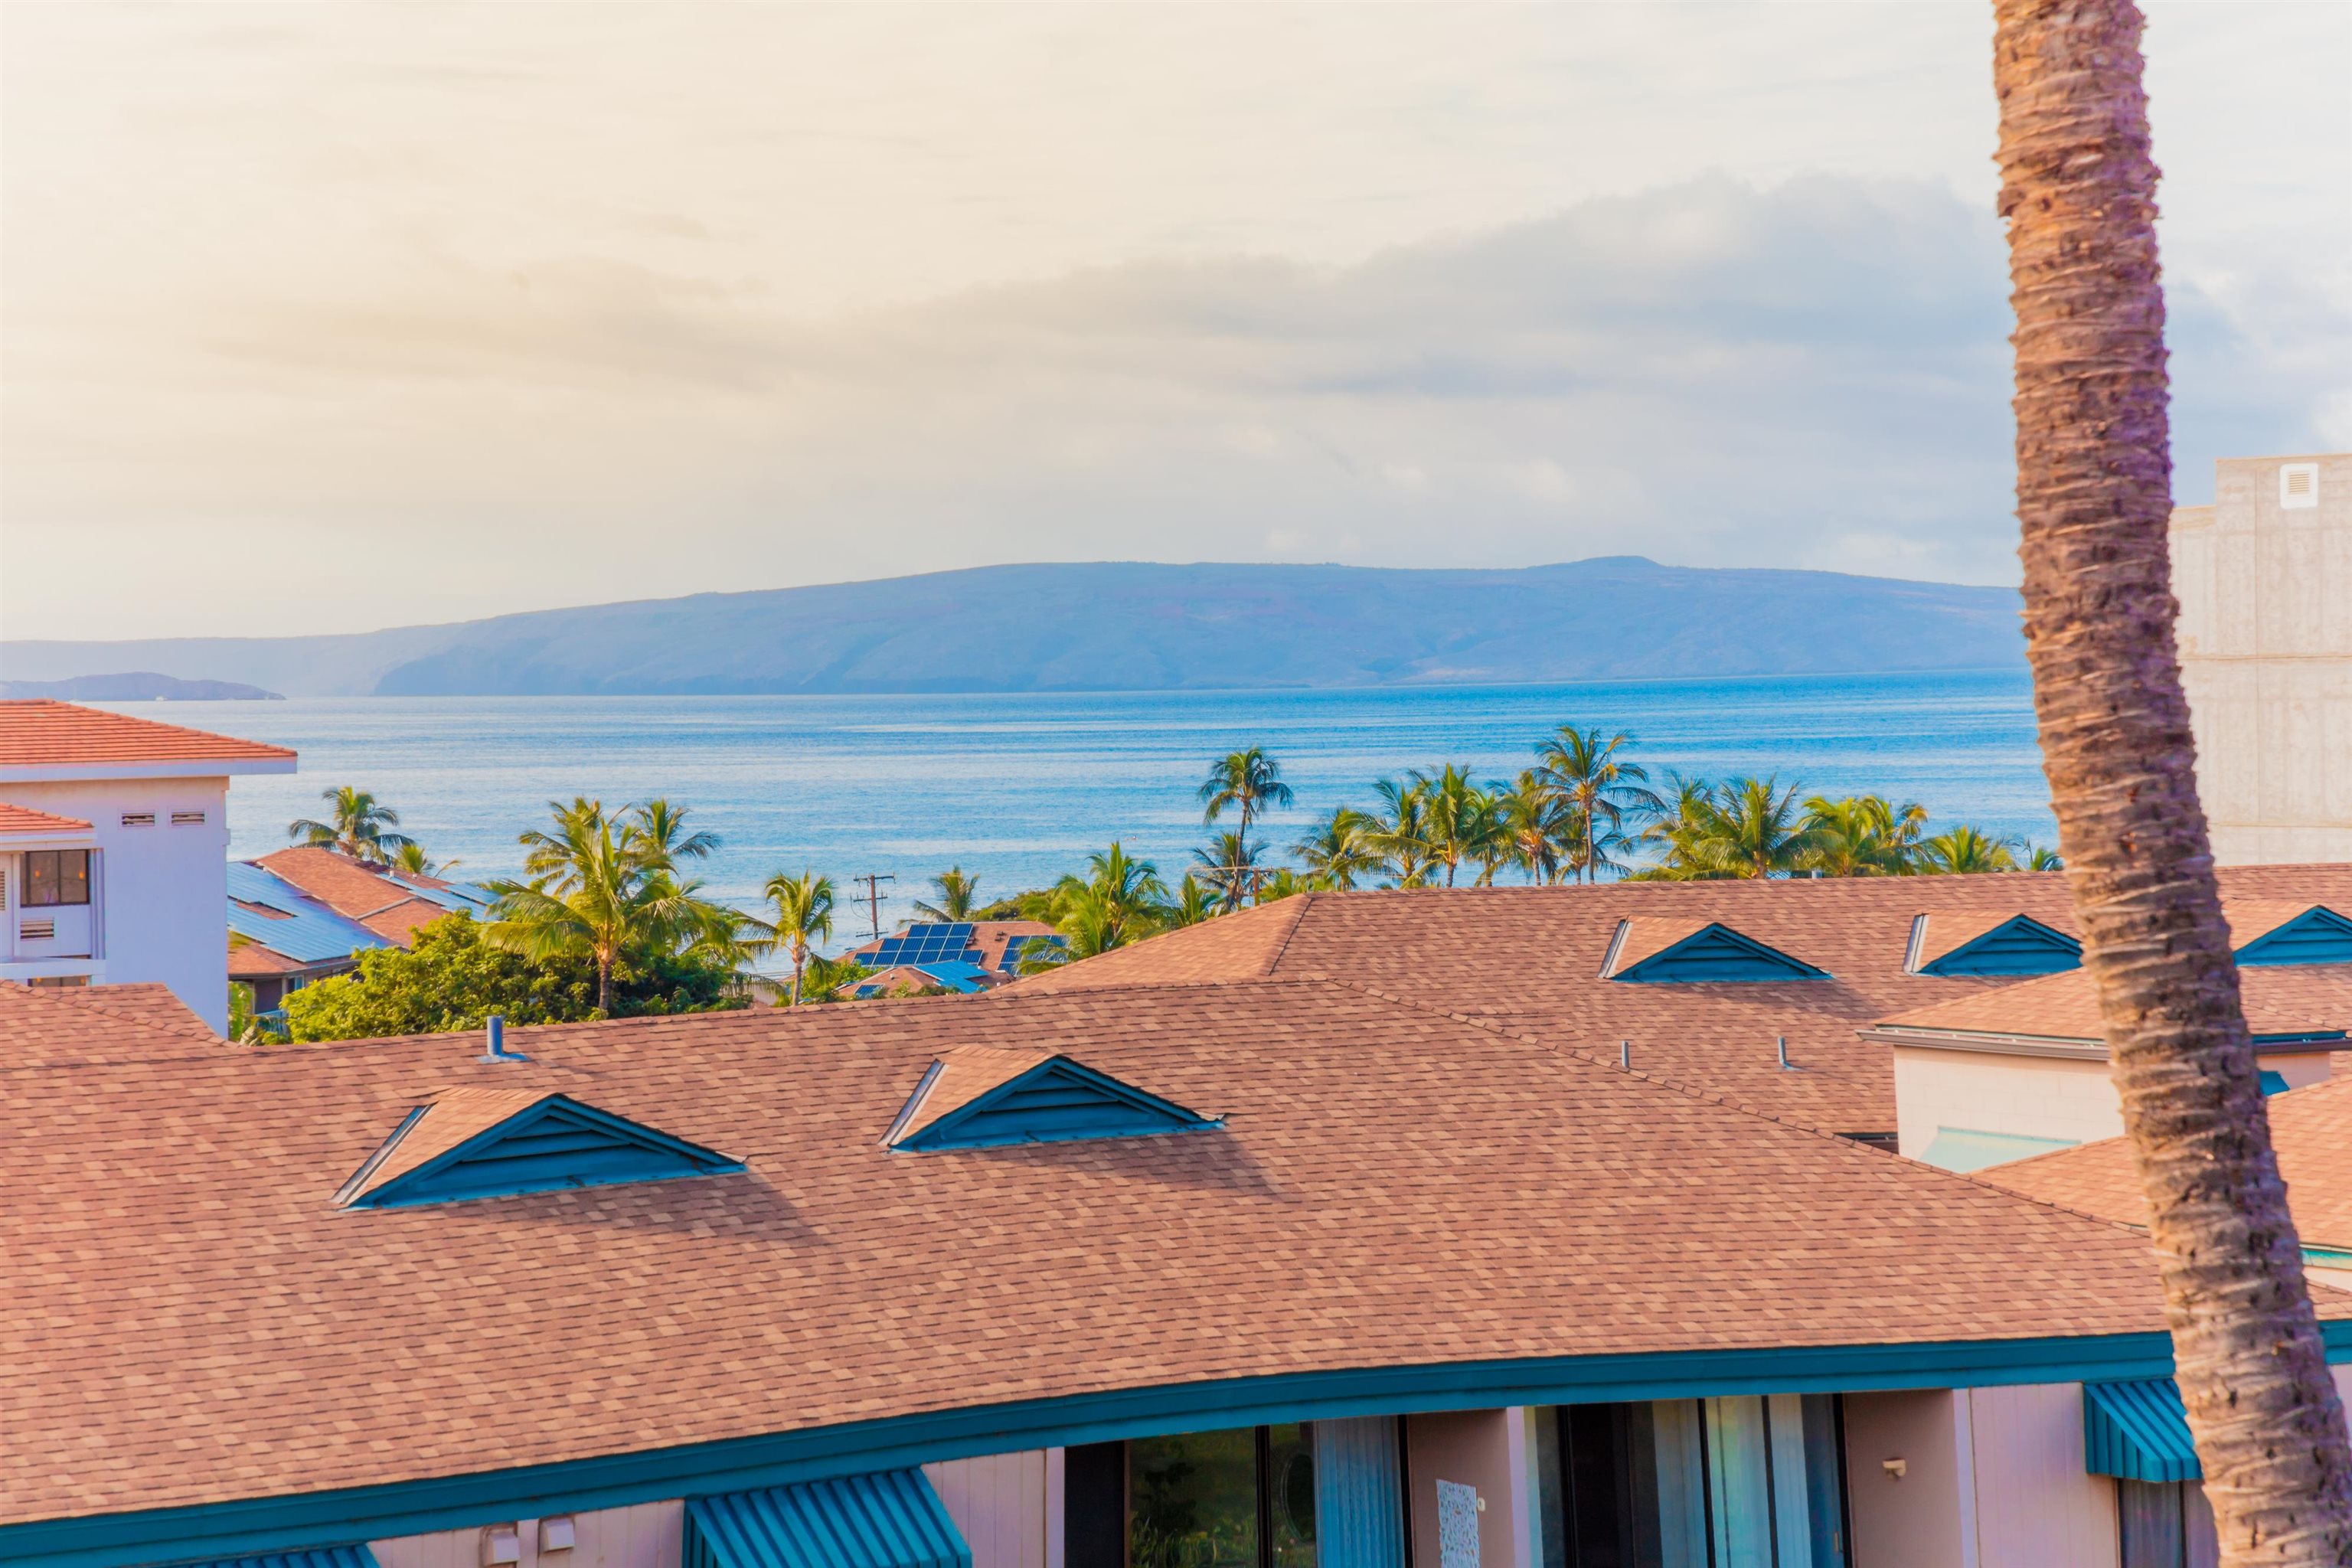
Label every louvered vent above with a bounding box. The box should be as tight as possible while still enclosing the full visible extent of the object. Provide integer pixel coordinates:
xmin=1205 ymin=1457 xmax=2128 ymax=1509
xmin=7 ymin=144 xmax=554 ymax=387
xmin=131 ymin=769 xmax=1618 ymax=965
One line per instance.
xmin=170 ymin=810 xmax=207 ymax=827
xmin=119 ymin=812 xmax=156 ymax=828
xmin=21 ymin=919 xmax=56 ymax=941
xmin=2281 ymin=462 xmax=2319 ymax=510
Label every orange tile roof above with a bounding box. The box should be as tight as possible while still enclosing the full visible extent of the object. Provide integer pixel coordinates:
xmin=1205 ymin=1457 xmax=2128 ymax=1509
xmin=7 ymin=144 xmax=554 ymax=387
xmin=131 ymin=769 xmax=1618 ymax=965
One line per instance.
xmin=1014 ymin=867 xmax=2352 ymax=1132
xmin=1984 ymin=1074 xmax=2352 ymax=1252
xmin=0 ymin=802 xmax=92 ymax=836
xmin=0 ymin=980 xmax=2243 ymax=1529
xmin=256 ymin=847 xmax=449 ymax=943
xmin=0 ymin=699 xmax=295 ymax=769
xmin=1870 ymin=965 xmax=2352 ymax=1045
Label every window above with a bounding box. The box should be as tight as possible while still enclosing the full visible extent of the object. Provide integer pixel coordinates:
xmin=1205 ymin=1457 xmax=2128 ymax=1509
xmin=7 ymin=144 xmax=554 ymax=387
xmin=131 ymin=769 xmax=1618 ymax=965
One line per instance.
xmin=1128 ymin=1426 xmax=1318 ymax=1568
xmin=24 ymin=850 xmax=91 ymax=907
xmin=2118 ymin=1479 xmax=2219 ymax=1568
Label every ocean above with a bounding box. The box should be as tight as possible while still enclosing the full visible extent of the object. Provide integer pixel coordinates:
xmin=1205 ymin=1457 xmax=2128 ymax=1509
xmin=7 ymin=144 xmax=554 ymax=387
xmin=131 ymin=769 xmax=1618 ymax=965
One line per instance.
xmin=166 ymin=670 xmax=2053 ymax=942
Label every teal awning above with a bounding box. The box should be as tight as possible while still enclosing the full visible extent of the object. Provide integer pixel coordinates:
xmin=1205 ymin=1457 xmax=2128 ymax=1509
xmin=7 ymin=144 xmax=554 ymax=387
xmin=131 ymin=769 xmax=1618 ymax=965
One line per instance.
xmin=2085 ymin=1378 xmax=2200 ymax=1483
xmin=688 ymin=1471 xmax=971 ymax=1568
xmin=171 ymin=1551 xmax=378 ymax=1568
xmin=1919 ymin=1125 xmax=2077 ymax=1173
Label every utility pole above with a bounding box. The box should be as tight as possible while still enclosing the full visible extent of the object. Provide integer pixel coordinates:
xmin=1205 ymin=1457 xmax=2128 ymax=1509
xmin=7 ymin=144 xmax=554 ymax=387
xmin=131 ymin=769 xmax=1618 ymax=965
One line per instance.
xmin=851 ymin=872 xmax=896 ymax=942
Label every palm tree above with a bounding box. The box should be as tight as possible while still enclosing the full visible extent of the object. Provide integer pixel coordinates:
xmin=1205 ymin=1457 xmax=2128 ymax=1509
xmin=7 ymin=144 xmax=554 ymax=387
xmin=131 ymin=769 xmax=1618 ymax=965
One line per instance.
xmin=760 ymin=870 xmax=836 ymax=1006
xmin=482 ymin=798 xmax=736 ymax=1014
xmin=1198 ymin=747 xmax=1295 ymax=836
xmin=1166 ymin=874 xmax=1218 ymax=929
xmin=1534 ymin=728 xmax=1663 ymax=884
xmin=1802 ymin=794 xmax=1929 ymax=877
xmin=1994 ymin=0 xmax=2351 ymax=1547
xmin=1364 ymin=776 xmax=1436 ymax=889
xmin=2027 ymin=844 xmax=2065 ymax=871
xmin=288 ymin=786 xmax=416 ymax=865
xmin=1041 ymin=843 xmax=1171 ymax=956
xmin=1494 ymin=771 xmax=1569 ymax=884
xmin=1410 ymin=764 xmax=1501 ymax=887
xmin=626 ymin=798 xmax=720 ymax=866
xmin=1639 ymin=777 xmax=1818 ymax=880
xmin=1292 ymin=806 xmax=1381 ymax=891
xmin=913 ymin=867 xmax=981 ymax=922
xmin=1192 ymin=829 xmax=1266 ymax=913
xmin=1916 ymin=825 xmax=2020 ymax=875
xmin=390 ymin=841 xmax=459 ymax=878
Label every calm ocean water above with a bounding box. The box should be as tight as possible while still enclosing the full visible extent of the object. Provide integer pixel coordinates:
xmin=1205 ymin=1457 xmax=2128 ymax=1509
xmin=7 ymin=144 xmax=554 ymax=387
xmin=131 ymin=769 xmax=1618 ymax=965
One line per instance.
xmin=155 ymin=671 xmax=2053 ymax=942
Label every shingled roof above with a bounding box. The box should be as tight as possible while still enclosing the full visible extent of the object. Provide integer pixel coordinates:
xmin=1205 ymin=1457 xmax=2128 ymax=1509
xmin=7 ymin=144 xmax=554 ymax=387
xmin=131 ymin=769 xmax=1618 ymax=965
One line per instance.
xmin=1011 ymin=867 xmax=2352 ymax=1133
xmin=0 ymin=979 xmax=2267 ymax=1540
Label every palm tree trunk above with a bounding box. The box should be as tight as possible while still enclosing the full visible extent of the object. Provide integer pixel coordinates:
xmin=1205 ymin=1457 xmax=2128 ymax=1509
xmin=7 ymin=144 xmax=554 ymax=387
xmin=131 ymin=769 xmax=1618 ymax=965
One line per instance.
xmin=791 ymin=943 xmax=805 ymax=1008
xmin=596 ymin=950 xmax=614 ymax=1015
xmin=1994 ymin=2 xmax=2352 ymax=1560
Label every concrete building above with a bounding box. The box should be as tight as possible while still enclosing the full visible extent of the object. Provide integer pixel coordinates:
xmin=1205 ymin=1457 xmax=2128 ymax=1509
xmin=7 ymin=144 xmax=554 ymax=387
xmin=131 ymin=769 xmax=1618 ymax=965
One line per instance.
xmin=0 ymin=699 xmax=296 ymax=1031
xmin=2171 ymin=452 xmax=2352 ymax=864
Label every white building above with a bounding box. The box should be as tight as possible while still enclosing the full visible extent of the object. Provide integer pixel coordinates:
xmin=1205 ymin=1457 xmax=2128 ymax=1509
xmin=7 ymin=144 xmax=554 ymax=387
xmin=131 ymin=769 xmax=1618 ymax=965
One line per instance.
xmin=2171 ymin=452 xmax=2352 ymax=863
xmin=0 ymin=700 xmax=296 ymax=1032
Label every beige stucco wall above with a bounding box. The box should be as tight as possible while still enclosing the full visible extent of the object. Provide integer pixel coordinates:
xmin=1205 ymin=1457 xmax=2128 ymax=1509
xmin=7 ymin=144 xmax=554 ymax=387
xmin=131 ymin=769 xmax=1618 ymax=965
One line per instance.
xmin=926 ymin=1449 xmax=1059 ymax=1568
xmin=372 ymin=1501 xmax=684 ymax=1568
xmin=1964 ymin=1383 xmax=2120 ymax=1568
xmin=2171 ymin=452 xmax=2352 ymax=865
xmin=1844 ymin=1390 xmax=1973 ymax=1568
xmin=1893 ymin=1046 xmax=2122 ymax=1158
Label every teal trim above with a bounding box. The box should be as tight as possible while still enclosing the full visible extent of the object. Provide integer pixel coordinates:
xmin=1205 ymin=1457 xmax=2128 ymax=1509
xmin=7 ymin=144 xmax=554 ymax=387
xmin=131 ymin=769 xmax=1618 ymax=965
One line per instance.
xmin=345 ymin=1096 xmax=743 ymax=1209
xmin=2305 ymin=1248 xmax=2352 ymax=1272
xmin=2260 ymin=1070 xmax=2290 ymax=1096
xmin=1612 ymin=924 xmax=1828 ymax=984
xmin=1916 ymin=916 xmax=2080 ymax=977
xmin=163 ymin=1550 xmax=377 ymax=1568
xmin=685 ymin=1472 xmax=969 ymax=1568
xmin=2083 ymin=1379 xmax=2199 ymax=1483
xmin=21 ymin=1329 xmax=2337 ymax=1568
xmin=2236 ymin=906 xmax=2352 ymax=966
xmin=891 ymin=1058 xmax=1217 ymax=1152
xmin=1918 ymin=1126 xmax=2077 ymax=1174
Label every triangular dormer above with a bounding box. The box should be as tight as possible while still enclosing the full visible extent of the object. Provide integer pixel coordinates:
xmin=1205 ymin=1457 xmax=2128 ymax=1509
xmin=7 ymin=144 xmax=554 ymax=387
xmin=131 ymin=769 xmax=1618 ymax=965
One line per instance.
xmin=1602 ymin=918 xmax=1828 ymax=983
xmin=335 ymin=1088 xmax=742 ymax=1208
xmin=1909 ymin=913 xmax=2082 ymax=977
xmin=885 ymin=1047 xmax=1219 ymax=1152
xmin=2234 ymin=905 xmax=2352 ymax=967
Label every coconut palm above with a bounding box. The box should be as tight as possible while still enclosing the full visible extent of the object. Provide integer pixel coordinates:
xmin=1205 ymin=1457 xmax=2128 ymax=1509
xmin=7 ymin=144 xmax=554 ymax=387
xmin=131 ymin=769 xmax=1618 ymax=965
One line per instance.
xmin=1802 ymin=794 xmax=1929 ymax=877
xmin=1292 ymin=806 xmax=1382 ymax=891
xmin=913 ymin=867 xmax=981 ymax=922
xmin=1363 ymin=776 xmax=1436 ymax=888
xmin=1040 ymin=843 xmax=1171 ymax=957
xmin=482 ymin=798 xmax=737 ymax=1014
xmin=1916 ymin=826 xmax=2020 ymax=875
xmin=1165 ymin=874 xmax=1218 ymax=929
xmin=1494 ymin=771 xmax=1570 ymax=884
xmin=288 ymin=786 xmax=416 ymax=865
xmin=626 ymin=798 xmax=720 ymax=866
xmin=390 ymin=841 xmax=458 ymax=878
xmin=1640 ymin=777 xmax=1818 ymax=880
xmin=1198 ymin=747 xmax=1295 ymax=835
xmin=760 ymin=870 xmax=836 ymax=1006
xmin=1192 ymin=829 xmax=1266 ymax=913
xmin=1534 ymin=728 xmax=1663 ymax=884
xmin=2027 ymin=844 xmax=2065 ymax=871
xmin=1410 ymin=764 xmax=1501 ymax=888
xmin=1994 ymin=1 xmax=2351 ymax=1547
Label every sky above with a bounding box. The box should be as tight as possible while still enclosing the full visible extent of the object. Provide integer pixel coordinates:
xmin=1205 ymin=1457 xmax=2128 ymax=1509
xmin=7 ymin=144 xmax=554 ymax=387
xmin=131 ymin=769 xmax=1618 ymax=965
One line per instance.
xmin=4 ymin=2 xmax=2347 ymax=643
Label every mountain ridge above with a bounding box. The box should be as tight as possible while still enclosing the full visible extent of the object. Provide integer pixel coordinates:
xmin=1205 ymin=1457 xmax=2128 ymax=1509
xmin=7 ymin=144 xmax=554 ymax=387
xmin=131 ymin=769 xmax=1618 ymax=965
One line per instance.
xmin=2 ymin=557 xmax=2024 ymax=697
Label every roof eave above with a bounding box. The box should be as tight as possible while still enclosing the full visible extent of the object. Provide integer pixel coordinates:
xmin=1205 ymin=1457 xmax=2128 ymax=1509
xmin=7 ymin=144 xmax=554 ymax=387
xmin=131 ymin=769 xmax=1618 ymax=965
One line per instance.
xmin=0 ymin=756 xmax=298 ymax=783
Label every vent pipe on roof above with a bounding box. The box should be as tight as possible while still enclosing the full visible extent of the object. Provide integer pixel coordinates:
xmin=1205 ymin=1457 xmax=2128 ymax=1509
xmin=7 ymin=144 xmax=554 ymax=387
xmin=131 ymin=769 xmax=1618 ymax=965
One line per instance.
xmin=480 ymin=1013 xmax=528 ymax=1063
xmin=1777 ymin=1035 xmax=1795 ymax=1071
xmin=1620 ymin=1039 xmax=1631 ymax=1070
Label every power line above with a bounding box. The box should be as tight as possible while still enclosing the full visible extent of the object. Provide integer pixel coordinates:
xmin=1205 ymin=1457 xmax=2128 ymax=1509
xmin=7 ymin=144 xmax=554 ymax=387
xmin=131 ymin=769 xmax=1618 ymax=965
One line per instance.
xmin=851 ymin=872 xmax=896 ymax=942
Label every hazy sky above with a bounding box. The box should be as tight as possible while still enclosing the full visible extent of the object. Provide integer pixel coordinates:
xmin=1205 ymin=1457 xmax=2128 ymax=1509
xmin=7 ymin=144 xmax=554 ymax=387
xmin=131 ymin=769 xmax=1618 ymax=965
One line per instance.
xmin=5 ymin=2 xmax=2347 ymax=642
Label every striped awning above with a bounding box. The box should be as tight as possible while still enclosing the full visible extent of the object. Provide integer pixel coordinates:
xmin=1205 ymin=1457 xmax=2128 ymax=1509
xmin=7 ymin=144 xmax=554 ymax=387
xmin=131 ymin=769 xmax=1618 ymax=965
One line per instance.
xmin=2084 ymin=1377 xmax=2200 ymax=1483
xmin=171 ymin=1550 xmax=378 ymax=1568
xmin=687 ymin=1470 xmax=971 ymax=1568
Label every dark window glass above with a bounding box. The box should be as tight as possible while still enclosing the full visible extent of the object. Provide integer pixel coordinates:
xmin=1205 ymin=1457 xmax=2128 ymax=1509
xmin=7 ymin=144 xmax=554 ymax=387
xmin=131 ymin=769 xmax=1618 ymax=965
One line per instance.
xmin=1132 ymin=1429 xmax=1259 ymax=1568
xmin=56 ymin=850 xmax=90 ymax=905
xmin=25 ymin=851 xmax=56 ymax=906
xmin=2119 ymin=1479 xmax=2220 ymax=1568
xmin=1067 ymin=1442 xmax=1129 ymax=1568
xmin=1268 ymin=1424 xmax=1316 ymax=1568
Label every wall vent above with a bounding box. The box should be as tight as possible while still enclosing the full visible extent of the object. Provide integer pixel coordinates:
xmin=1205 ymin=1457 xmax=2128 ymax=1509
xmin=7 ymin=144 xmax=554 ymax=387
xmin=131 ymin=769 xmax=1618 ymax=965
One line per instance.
xmin=21 ymin=919 xmax=56 ymax=941
xmin=119 ymin=812 xmax=156 ymax=828
xmin=170 ymin=810 xmax=207 ymax=827
xmin=2281 ymin=462 xmax=2319 ymax=510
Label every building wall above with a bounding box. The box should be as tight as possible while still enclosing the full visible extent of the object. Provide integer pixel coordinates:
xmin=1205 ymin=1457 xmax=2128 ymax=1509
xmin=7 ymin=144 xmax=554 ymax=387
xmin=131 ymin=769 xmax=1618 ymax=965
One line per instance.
xmin=1962 ymin=1383 xmax=2119 ymax=1568
xmin=926 ymin=1449 xmax=1058 ymax=1568
xmin=0 ymin=776 xmax=230 ymax=1031
xmin=1844 ymin=1389 xmax=1972 ymax=1568
xmin=373 ymin=1501 xmax=684 ymax=1568
xmin=1406 ymin=1409 xmax=1527 ymax=1568
xmin=1893 ymin=1047 xmax=2122 ymax=1158
xmin=2171 ymin=452 xmax=2352 ymax=864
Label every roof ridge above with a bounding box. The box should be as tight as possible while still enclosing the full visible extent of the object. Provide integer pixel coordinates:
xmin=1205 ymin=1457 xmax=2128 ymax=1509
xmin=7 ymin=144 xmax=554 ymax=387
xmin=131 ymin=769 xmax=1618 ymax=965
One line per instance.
xmin=1260 ymin=891 xmax=1318 ymax=976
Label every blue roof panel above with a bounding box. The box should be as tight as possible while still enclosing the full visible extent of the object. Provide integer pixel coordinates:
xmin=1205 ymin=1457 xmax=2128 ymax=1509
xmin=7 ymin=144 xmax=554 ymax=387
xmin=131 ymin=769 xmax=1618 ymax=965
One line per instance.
xmin=226 ymin=862 xmax=391 ymax=966
xmin=687 ymin=1471 xmax=970 ymax=1568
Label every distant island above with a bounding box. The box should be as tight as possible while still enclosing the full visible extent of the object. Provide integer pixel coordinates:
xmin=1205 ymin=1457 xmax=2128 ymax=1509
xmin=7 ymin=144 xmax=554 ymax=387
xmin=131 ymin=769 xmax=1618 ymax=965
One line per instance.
xmin=0 ymin=671 xmax=284 ymax=701
xmin=0 ymin=558 xmax=2024 ymax=698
